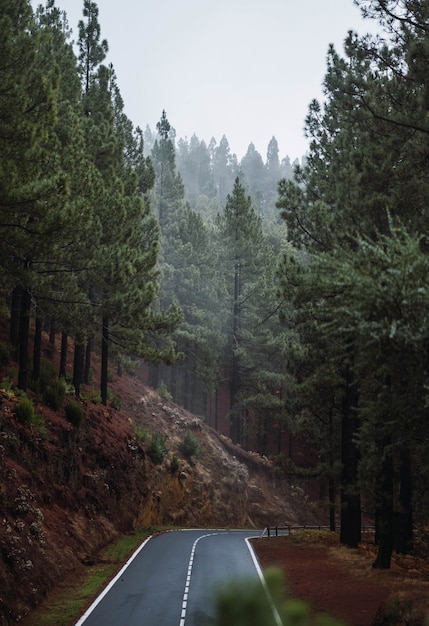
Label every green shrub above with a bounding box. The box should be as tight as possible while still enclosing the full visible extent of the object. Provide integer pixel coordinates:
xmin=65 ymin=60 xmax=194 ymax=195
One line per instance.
xmin=122 ymin=356 xmax=139 ymax=376
xmin=179 ymin=430 xmax=201 ymax=459
xmin=157 ymin=380 xmax=172 ymax=401
xmin=147 ymin=432 xmax=168 ymax=464
xmin=14 ymin=397 xmax=35 ymax=424
xmin=0 ymin=377 xmax=12 ymax=392
xmin=212 ymin=567 xmax=343 ymax=626
xmin=81 ymin=386 xmax=101 ymax=404
xmin=43 ymin=380 xmax=66 ymax=410
xmin=38 ymin=359 xmax=57 ymax=391
xmin=134 ymin=424 xmax=147 ymax=442
xmin=7 ymin=366 xmax=17 ymax=383
xmin=0 ymin=341 xmax=12 ymax=366
xmin=170 ymin=454 xmax=180 ymax=473
xmin=59 ymin=377 xmax=75 ymax=395
xmin=110 ymin=395 xmax=122 ymax=410
xmin=64 ymin=401 xmax=84 ymax=427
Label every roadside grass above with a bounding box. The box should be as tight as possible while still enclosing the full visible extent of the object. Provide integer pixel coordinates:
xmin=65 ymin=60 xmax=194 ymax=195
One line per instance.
xmin=22 ymin=527 xmax=160 ymax=626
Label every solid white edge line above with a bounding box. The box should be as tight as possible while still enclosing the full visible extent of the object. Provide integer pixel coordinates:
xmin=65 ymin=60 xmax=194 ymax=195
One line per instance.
xmin=73 ymin=535 xmax=153 ymax=626
xmin=245 ymin=537 xmax=284 ymax=626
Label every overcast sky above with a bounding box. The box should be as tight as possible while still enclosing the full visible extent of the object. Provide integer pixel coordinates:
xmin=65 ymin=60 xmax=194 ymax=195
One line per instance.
xmin=43 ymin=0 xmax=378 ymax=161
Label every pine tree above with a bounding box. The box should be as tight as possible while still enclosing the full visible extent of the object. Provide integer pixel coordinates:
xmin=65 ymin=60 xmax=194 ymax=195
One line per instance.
xmin=158 ymin=204 xmax=222 ymax=413
xmin=210 ymin=135 xmax=237 ymax=204
xmin=0 ymin=0 xmax=68 ymax=389
xmin=239 ymin=143 xmax=267 ymax=211
xmin=277 ymin=0 xmax=429 ymax=562
xmin=151 ymin=110 xmax=185 ymax=232
xmin=176 ymin=134 xmax=214 ymax=207
xmin=217 ymin=178 xmax=288 ymax=444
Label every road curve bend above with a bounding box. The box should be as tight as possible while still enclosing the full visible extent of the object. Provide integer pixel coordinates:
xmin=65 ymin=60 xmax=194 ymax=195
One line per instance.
xmin=74 ymin=529 xmax=267 ymax=626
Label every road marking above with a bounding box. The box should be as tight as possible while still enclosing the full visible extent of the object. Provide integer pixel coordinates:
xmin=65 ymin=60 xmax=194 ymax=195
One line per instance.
xmin=245 ymin=537 xmax=284 ymax=626
xmin=74 ymin=535 xmax=153 ymax=626
xmin=179 ymin=531 xmax=222 ymax=626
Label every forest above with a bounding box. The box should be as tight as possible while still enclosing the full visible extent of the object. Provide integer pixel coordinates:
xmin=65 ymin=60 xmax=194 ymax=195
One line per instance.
xmin=1 ymin=0 xmax=429 ymax=572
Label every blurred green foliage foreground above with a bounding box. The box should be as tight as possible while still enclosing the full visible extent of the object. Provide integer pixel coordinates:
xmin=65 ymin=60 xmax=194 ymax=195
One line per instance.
xmin=211 ymin=567 xmax=346 ymax=626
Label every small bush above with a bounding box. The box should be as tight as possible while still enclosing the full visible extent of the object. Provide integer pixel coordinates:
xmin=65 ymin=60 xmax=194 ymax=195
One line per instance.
xmin=43 ymin=380 xmax=66 ymax=410
xmin=134 ymin=424 xmax=147 ymax=442
xmin=372 ymin=594 xmax=423 ymax=626
xmin=122 ymin=356 xmax=139 ymax=376
xmin=179 ymin=430 xmax=201 ymax=459
xmin=110 ymin=395 xmax=122 ymax=410
xmin=38 ymin=359 xmax=57 ymax=392
xmin=0 ymin=341 xmax=12 ymax=366
xmin=64 ymin=401 xmax=84 ymax=427
xmin=59 ymin=377 xmax=75 ymax=395
xmin=81 ymin=386 xmax=101 ymax=404
xmin=147 ymin=432 xmax=168 ymax=464
xmin=212 ymin=567 xmax=342 ymax=626
xmin=7 ymin=366 xmax=17 ymax=382
xmin=170 ymin=454 xmax=180 ymax=473
xmin=0 ymin=377 xmax=12 ymax=392
xmin=14 ymin=397 xmax=35 ymax=424
xmin=157 ymin=380 xmax=172 ymax=401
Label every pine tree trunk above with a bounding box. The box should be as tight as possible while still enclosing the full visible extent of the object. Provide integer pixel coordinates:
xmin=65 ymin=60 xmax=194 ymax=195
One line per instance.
xmin=230 ymin=259 xmax=241 ymax=444
xmin=49 ymin=319 xmax=55 ymax=346
xmin=17 ymin=288 xmax=31 ymax=391
xmin=329 ymin=478 xmax=336 ymax=532
xmin=395 ymin=446 xmax=414 ymax=555
xmin=373 ymin=440 xmax=394 ymax=569
xmin=101 ymin=316 xmax=109 ymax=406
xmin=32 ymin=316 xmax=42 ymax=382
xmin=59 ymin=333 xmax=68 ymax=378
xmin=339 ymin=362 xmax=361 ymax=548
xmin=73 ymin=338 xmax=84 ymax=397
xmin=9 ymin=286 xmax=21 ymax=346
xmin=328 ymin=408 xmax=337 ymax=531
xmin=84 ymin=337 xmax=92 ymax=385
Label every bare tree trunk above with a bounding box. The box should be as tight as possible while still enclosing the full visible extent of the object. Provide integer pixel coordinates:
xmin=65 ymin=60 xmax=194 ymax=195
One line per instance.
xmin=395 ymin=446 xmax=413 ymax=555
xmin=101 ymin=317 xmax=108 ymax=405
xmin=373 ymin=438 xmax=394 ymax=569
xmin=59 ymin=333 xmax=68 ymax=379
xmin=9 ymin=286 xmax=21 ymax=346
xmin=84 ymin=337 xmax=93 ymax=385
xmin=339 ymin=361 xmax=361 ymax=548
xmin=32 ymin=315 xmax=43 ymax=382
xmin=49 ymin=319 xmax=55 ymax=346
xmin=17 ymin=288 xmax=31 ymax=391
xmin=73 ymin=337 xmax=84 ymax=397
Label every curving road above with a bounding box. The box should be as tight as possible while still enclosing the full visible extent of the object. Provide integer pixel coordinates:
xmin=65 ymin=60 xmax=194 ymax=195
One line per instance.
xmin=74 ymin=529 xmax=269 ymax=626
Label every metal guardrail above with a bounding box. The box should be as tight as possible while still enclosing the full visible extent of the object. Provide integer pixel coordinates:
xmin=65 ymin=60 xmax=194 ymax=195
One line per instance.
xmin=260 ymin=525 xmax=375 ymax=538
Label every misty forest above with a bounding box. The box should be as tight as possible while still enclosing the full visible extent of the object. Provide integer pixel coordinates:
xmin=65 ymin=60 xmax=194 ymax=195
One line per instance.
xmin=2 ymin=0 xmax=429 ymax=572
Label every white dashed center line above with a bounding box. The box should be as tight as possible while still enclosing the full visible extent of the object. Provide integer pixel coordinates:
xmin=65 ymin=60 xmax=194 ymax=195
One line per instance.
xmin=179 ymin=532 xmax=220 ymax=626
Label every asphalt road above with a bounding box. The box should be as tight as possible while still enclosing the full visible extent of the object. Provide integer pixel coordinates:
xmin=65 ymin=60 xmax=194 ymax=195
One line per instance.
xmin=74 ymin=529 xmax=265 ymax=626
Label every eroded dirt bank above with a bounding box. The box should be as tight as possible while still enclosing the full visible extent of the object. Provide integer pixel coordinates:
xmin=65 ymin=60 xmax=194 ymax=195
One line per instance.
xmin=0 ymin=325 xmax=321 ymax=624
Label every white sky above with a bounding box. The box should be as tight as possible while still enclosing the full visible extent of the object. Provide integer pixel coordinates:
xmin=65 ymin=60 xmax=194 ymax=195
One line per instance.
xmin=39 ymin=0 xmax=378 ymax=161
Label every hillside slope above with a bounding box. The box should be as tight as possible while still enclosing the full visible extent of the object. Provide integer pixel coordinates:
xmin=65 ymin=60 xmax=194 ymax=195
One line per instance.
xmin=0 ymin=323 xmax=321 ymax=624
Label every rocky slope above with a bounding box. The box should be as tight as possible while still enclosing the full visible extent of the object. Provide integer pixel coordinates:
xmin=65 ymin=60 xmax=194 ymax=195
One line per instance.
xmin=0 ymin=324 xmax=321 ymax=624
